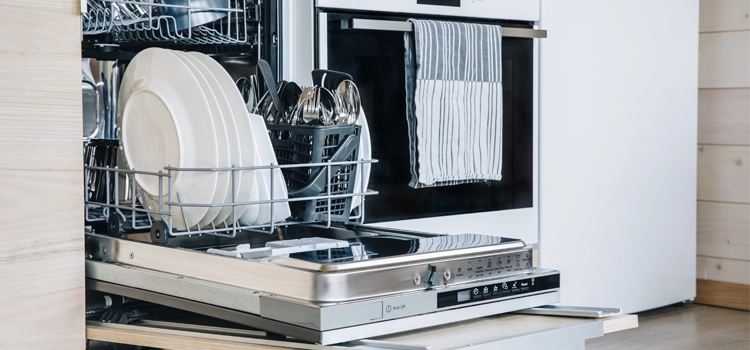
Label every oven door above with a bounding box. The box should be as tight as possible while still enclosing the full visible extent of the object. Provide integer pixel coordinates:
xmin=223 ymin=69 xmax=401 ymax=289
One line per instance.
xmin=283 ymin=5 xmax=542 ymax=243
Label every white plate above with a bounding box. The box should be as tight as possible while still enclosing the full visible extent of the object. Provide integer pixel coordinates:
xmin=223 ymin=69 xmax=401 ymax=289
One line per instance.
xmin=174 ymin=51 xmax=239 ymax=227
xmin=247 ymin=113 xmax=291 ymax=225
xmin=120 ymin=48 xmax=219 ymax=231
xmin=351 ymin=110 xmax=371 ymax=212
xmin=186 ymin=52 xmax=260 ymax=226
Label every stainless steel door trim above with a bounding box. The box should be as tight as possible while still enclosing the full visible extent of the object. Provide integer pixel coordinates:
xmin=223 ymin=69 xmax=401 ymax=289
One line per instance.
xmin=86 ymin=260 xmax=262 ymax=314
xmin=317 ymin=12 xmax=329 ymax=70
xmin=269 ymin=241 xmax=527 ymax=272
xmin=340 ymin=19 xmax=548 ymax=38
xmin=88 ymin=257 xmax=558 ymax=331
xmin=86 ymin=234 xmax=530 ymax=302
xmin=85 ymin=280 xmax=326 ymax=348
xmin=316 ymin=291 xmax=560 ymax=345
xmin=262 ymin=271 xmax=561 ymax=331
xmin=280 ymin=0 xmax=315 ymax=85
xmin=86 ymin=278 xmax=560 ymax=345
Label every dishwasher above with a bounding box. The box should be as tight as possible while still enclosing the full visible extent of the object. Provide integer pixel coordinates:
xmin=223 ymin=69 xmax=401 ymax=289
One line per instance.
xmin=81 ymin=0 xmax=560 ymax=345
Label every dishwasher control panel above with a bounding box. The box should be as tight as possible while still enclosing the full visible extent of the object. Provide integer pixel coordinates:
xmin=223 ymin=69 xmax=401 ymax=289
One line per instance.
xmin=451 ymin=249 xmax=533 ymax=284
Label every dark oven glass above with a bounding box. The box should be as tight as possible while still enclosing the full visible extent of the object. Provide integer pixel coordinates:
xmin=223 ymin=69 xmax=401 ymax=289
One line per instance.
xmin=321 ymin=12 xmax=534 ymax=223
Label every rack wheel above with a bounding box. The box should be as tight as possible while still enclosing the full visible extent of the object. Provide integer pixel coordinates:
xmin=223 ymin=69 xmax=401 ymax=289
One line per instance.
xmin=107 ymin=214 xmax=125 ymax=238
xmin=150 ymin=220 xmax=170 ymax=245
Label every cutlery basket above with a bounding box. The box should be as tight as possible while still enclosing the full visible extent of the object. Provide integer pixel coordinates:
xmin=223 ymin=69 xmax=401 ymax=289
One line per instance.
xmin=267 ymin=123 xmax=361 ymax=223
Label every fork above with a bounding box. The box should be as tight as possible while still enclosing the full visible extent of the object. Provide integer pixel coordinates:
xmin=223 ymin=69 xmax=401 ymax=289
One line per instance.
xmin=301 ymin=86 xmax=321 ymax=124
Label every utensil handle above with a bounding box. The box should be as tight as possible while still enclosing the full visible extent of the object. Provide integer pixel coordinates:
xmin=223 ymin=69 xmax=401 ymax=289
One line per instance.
xmin=311 ymin=69 xmax=353 ymax=91
xmin=257 ymin=59 xmax=283 ymax=124
xmin=288 ymin=134 xmax=360 ymax=198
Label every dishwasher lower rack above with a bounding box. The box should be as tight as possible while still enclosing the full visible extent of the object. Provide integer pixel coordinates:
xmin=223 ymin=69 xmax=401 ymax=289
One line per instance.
xmin=84 ymin=159 xmax=378 ymax=244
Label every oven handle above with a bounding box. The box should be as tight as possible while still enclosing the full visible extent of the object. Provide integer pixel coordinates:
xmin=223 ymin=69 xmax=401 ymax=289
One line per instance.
xmin=339 ymin=18 xmax=547 ymax=38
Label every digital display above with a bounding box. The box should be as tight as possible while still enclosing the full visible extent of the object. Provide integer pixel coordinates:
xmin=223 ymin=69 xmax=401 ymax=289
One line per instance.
xmin=417 ymin=0 xmax=461 ymax=7
xmin=437 ymin=274 xmax=560 ymax=308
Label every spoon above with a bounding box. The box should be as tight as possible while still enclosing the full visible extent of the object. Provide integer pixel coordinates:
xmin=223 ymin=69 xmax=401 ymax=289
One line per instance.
xmin=279 ymin=81 xmax=302 ymax=124
xmin=236 ymin=75 xmax=259 ymax=112
xmin=336 ymin=80 xmax=361 ymax=125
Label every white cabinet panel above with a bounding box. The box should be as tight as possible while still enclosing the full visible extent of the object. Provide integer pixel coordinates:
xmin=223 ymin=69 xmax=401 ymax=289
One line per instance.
xmin=538 ymin=0 xmax=699 ymax=313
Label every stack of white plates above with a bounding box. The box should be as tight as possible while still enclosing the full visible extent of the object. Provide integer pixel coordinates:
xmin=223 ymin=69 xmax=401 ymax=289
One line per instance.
xmin=351 ymin=109 xmax=371 ymax=213
xmin=118 ymin=48 xmax=290 ymax=231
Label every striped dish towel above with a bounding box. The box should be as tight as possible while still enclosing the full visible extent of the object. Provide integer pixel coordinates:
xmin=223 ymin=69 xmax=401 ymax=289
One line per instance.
xmin=405 ymin=19 xmax=503 ymax=188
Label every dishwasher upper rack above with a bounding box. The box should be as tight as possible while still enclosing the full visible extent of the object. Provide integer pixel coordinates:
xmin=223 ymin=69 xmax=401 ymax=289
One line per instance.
xmin=82 ymin=0 xmax=253 ymax=46
xmin=84 ymin=159 xmax=378 ymax=245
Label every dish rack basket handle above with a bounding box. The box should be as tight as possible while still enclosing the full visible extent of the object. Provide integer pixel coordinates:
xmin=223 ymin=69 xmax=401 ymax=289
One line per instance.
xmin=257 ymin=59 xmax=283 ymax=124
xmin=287 ymin=133 xmax=359 ymax=198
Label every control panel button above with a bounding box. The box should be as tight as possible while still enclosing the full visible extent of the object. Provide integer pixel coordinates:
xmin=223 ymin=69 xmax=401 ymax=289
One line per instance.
xmin=472 ymin=287 xmax=482 ymax=300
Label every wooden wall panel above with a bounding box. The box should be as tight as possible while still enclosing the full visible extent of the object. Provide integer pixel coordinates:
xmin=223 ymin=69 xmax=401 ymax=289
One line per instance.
xmin=697 ymin=256 xmax=750 ymax=285
xmin=0 ymin=1 xmax=84 ymax=349
xmin=697 ymin=0 xmax=750 ymax=308
xmin=698 ymin=88 xmax=750 ymax=145
xmin=697 ymin=145 xmax=750 ymax=203
xmin=697 ymin=201 xmax=750 ymax=261
xmin=699 ymin=0 xmax=750 ymax=32
xmin=698 ymin=31 xmax=750 ymax=88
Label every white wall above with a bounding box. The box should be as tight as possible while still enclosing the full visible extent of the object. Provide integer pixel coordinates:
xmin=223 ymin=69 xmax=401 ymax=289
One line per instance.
xmin=539 ymin=0 xmax=699 ymax=313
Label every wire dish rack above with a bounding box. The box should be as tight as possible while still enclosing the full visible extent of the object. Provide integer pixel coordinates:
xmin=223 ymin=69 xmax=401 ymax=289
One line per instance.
xmin=82 ymin=0 xmax=252 ymax=46
xmin=84 ymin=159 xmax=377 ymax=245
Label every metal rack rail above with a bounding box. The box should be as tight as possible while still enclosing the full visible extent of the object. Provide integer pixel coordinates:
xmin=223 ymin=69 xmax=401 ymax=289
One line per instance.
xmin=82 ymin=0 xmax=252 ymax=46
xmin=84 ymin=159 xmax=378 ymax=244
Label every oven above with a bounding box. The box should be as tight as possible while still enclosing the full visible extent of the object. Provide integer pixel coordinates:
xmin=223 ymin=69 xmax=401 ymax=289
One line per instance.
xmin=280 ymin=0 xmax=545 ymax=242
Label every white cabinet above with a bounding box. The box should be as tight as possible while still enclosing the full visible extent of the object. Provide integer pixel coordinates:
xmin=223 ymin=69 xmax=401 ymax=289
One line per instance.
xmin=538 ymin=0 xmax=699 ymax=313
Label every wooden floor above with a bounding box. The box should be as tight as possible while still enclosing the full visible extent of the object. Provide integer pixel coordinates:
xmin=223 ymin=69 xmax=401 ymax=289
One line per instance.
xmin=587 ymin=304 xmax=749 ymax=350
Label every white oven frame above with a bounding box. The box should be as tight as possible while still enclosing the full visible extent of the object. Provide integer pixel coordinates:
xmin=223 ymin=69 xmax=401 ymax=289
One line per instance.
xmin=281 ymin=0 xmax=541 ymax=243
